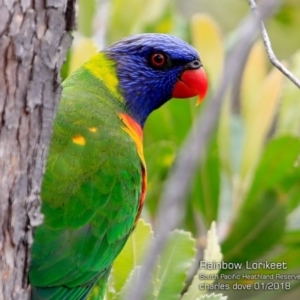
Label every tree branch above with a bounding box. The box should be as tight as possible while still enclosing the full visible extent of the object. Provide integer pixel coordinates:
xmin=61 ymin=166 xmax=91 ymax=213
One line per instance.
xmin=127 ymin=1 xmax=281 ymax=299
xmin=248 ymin=0 xmax=300 ymax=89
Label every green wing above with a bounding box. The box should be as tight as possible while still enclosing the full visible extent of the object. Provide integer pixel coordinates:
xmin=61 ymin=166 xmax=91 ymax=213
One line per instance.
xmin=30 ymin=62 xmax=142 ymax=299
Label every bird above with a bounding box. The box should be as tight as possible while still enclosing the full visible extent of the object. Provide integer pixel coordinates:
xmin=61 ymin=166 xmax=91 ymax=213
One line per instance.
xmin=29 ymin=33 xmax=208 ymax=300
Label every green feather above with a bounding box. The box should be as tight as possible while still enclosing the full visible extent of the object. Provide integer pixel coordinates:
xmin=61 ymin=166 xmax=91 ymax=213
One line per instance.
xmin=30 ymin=54 xmax=143 ymax=299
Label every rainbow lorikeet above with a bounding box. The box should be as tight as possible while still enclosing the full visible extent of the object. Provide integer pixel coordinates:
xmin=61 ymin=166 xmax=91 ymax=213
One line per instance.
xmin=29 ymin=33 xmax=208 ymax=299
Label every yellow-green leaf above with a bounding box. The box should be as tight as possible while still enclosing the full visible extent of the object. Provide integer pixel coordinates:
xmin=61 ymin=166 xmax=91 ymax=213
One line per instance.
xmin=277 ymin=51 xmax=300 ymax=137
xmin=217 ymin=94 xmax=232 ymax=176
xmin=241 ymin=41 xmax=268 ymax=122
xmin=153 ymin=230 xmax=196 ymax=300
xmin=107 ymin=0 xmax=170 ymax=43
xmin=198 ymin=294 xmax=227 ymax=300
xmin=182 ymin=222 xmax=223 ymax=300
xmin=240 ymin=66 xmax=284 ymax=189
xmin=110 ymin=219 xmax=154 ymax=293
xmin=78 ymin=0 xmax=96 ymax=37
xmin=191 ymin=14 xmax=224 ymax=90
xmin=69 ymin=37 xmax=98 ymax=74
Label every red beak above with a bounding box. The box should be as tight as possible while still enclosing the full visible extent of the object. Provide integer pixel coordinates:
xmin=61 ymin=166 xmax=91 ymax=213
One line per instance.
xmin=172 ymin=67 xmax=208 ymax=106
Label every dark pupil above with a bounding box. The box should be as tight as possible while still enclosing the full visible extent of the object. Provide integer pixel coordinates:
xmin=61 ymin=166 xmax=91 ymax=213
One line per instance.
xmin=154 ymin=54 xmax=164 ymax=65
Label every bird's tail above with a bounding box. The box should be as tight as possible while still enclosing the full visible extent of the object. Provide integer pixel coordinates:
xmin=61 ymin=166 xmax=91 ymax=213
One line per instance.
xmin=31 ymin=285 xmax=93 ymax=300
xmin=31 ymin=270 xmax=110 ymax=300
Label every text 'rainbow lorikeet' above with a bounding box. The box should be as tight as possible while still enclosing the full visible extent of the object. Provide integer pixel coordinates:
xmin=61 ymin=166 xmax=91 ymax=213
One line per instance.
xmin=29 ymin=33 xmax=208 ymax=300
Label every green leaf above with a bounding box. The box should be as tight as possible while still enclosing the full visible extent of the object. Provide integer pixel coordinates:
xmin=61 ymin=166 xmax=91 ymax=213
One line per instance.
xmin=192 ymin=135 xmax=220 ymax=226
xmin=197 ymin=294 xmax=227 ymax=300
xmin=277 ymin=51 xmax=300 ymax=136
xmin=240 ymin=54 xmax=284 ymax=182
xmin=280 ymin=163 xmax=300 ymax=213
xmin=144 ymin=140 xmax=177 ymax=214
xmin=182 ymin=222 xmax=223 ymax=300
xmin=218 ymin=100 xmax=245 ymax=179
xmin=69 ymin=37 xmax=98 ymax=74
xmin=241 ymin=41 xmax=267 ymax=122
xmin=203 ymin=222 xmax=223 ymax=265
xmin=245 ymin=136 xmax=300 ymax=205
xmin=222 ymin=190 xmax=286 ymax=262
xmin=152 ymin=230 xmax=196 ymax=300
xmin=107 ymin=0 xmax=170 ymax=44
xmin=270 ymin=247 xmax=300 ymax=271
xmin=145 ymin=100 xmax=197 ymax=145
xmin=118 ymin=266 xmax=153 ymax=300
xmin=110 ymin=219 xmax=154 ymax=294
xmin=217 ymin=111 xmax=245 ymax=230
xmin=78 ymin=0 xmax=96 ymax=37
xmin=61 ymin=49 xmax=72 ymax=81
xmin=191 ymin=14 xmax=225 ymax=90
xmin=222 ymin=136 xmax=300 ymax=262
xmin=283 ymin=230 xmax=300 ymax=246
xmin=145 ymin=99 xmax=199 ymax=216
xmin=113 ymin=229 xmax=196 ymax=300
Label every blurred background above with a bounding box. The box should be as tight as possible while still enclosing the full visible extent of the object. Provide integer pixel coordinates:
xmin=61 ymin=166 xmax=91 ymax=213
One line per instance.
xmin=65 ymin=1 xmax=300 ymax=299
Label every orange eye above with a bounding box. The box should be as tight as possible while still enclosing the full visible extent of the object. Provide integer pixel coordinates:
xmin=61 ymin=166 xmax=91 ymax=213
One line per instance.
xmin=150 ymin=53 xmax=166 ymax=67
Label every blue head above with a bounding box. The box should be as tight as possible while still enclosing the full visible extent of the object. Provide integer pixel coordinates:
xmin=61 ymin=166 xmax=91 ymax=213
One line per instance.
xmin=105 ymin=33 xmax=208 ymax=126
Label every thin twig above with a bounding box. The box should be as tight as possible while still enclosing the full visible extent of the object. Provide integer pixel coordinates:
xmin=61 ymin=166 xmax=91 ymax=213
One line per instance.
xmin=248 ymin=0 xmax=300 ymax=89
xmin=126 ymin=1 xmax=282 ymax=300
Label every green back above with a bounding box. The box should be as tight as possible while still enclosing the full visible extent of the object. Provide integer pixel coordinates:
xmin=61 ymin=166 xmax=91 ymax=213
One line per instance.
xmin=30 ymin=54 xmax=143 ymax=298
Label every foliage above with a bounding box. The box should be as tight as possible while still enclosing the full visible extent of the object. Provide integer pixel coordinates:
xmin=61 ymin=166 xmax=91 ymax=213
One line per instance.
xmin=182 ymin=222 xmax=223 ymax=300
xmin=69 ymin=1 xmax=300 ymax=299
xmin=90 ymin=220 xmax=225 ymax=300
xmin=197 ymin=294 xmax=227 ymax=300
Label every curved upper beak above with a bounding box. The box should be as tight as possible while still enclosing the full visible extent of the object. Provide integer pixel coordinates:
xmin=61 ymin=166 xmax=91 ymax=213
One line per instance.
xmin=172 ymin=59 xmax=208 ymax=106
